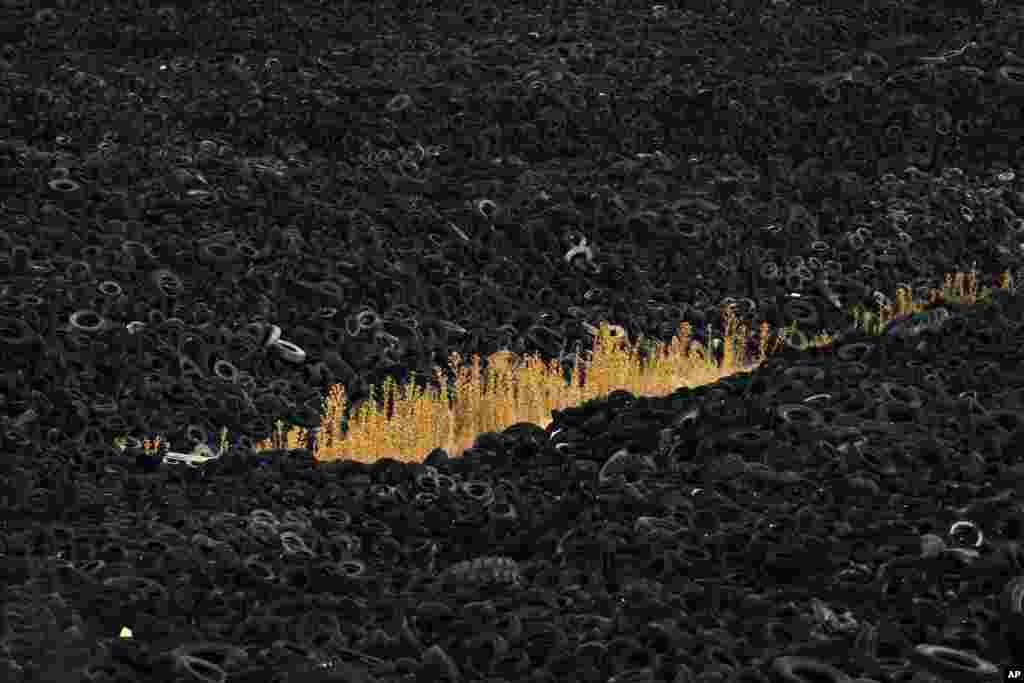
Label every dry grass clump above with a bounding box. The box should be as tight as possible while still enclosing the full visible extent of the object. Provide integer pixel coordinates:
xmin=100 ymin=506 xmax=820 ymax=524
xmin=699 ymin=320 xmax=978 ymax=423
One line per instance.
xmin=117 ymin=269 xmax=1010 ymax=463
xmin=303 ymin=306 xmax=776 ymax=463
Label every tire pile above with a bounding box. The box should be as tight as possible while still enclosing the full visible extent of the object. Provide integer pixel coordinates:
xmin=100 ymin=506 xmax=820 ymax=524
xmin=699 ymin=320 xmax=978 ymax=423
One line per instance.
xmin=0 ymin=0 xmax=1023 ymax=682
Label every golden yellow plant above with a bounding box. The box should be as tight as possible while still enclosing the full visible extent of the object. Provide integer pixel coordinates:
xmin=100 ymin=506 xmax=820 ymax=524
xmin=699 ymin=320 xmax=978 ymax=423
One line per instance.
xmin=126 ymin=269 xmax=1011 ymax=465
